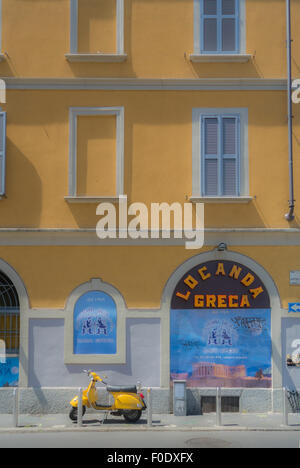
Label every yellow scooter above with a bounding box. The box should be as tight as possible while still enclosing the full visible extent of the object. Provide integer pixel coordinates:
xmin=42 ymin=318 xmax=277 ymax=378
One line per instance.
xmin=69 ymin=370 xmax=147 ymax=423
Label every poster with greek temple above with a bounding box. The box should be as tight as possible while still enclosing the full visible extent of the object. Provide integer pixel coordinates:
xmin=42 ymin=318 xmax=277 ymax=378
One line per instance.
xmin=170 ymin=260 xmax=272 ymax=388
xmin=171 ymin=308 xmax=271 ymax=388
xmin=74 ymin=291 xmax=117 ymax=355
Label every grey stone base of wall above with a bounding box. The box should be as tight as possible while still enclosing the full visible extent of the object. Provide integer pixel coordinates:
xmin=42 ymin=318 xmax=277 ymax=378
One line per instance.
xmin=0 ymin=387 xmax=287 ymax=414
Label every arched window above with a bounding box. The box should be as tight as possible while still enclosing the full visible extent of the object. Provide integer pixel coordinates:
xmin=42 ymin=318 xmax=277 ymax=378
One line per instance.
xmin=73 ymin=291 xmax=117 ymax=355
xmin=0 ymin=271 xmax=20 ymax=355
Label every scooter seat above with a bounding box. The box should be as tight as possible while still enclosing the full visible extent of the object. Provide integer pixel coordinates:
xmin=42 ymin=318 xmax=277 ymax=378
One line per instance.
xmin=107 ymin=385 xmax=137 ymax=393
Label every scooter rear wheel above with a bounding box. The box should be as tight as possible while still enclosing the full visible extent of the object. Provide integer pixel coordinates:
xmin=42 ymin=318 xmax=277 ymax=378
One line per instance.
xmin=69 ymin=406 xmax=86 ymax=422
xmin=123 ymin=410 xmax=142 ymax=423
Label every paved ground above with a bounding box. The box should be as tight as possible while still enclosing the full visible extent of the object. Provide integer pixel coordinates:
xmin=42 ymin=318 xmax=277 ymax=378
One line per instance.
xmin=0 ymin=429 xmax=300 ymax=448
xmin=1 ymin=411 xmax=300 ymax=432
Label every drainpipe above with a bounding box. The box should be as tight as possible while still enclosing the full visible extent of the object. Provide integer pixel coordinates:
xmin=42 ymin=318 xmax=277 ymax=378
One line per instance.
xmin=285 ymin=0 xmax=295 ymax=222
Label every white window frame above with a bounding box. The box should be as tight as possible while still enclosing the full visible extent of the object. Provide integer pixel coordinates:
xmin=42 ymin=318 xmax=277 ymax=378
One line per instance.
xmin=0 ymin=0 xmax=4 ymax=62
xmin=191 ymin=107 xmax=251 ymax=203
xmin=66 ymin=107 xmax=125 ymax=203
xmin=0 ymin=109 xmax=6 ymax=197
xmin=66 ymin=0 xmax=126 ymax=62
xmin=191 ymin=0 xmax=251 ymax=63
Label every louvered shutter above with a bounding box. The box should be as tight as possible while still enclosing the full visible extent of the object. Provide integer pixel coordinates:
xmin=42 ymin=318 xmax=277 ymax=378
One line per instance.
xmin=222 ymin=117 xmax=239 ymax=196
xmin=203 ymin=117 xmax=219 ymax=196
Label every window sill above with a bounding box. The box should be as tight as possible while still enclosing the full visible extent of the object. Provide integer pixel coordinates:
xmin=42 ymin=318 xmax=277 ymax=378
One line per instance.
xmin=65 ymin=53 xmax=127 ymax=63
xmin=65 ymin=196 xmax=121 ymax=204
xmin=190 ymin=196 xmax=253 ymax=204
xmin=190 ymin=54 xmax=252 ymax=63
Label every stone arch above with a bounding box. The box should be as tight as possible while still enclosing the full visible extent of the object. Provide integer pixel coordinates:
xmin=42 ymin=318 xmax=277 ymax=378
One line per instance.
xmin=160 ymin=249 xmax=282 ymax=392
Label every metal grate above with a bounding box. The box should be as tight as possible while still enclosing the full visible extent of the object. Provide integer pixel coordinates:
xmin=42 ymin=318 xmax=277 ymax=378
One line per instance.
xmin=0 ymin=272 xmax=20 ymax=355
xmin=201 ymin=396 xmax=240 ymax=413
xmin=287 ymin=390 xmax=300 ymax=413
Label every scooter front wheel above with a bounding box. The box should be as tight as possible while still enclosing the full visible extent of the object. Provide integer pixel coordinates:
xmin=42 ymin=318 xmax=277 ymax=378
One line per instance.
xmin=123 ymin=410 xmax=142 ymax=423
xmin=69 ymin=406 xmax=86 ymax=422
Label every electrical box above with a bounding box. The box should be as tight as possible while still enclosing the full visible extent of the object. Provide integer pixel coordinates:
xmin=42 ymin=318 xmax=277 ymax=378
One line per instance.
xmin=173 ymin=380 xmax=187 ymax=416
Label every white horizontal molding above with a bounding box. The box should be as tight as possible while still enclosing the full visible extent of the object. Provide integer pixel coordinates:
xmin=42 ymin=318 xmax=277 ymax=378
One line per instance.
xmin=190 ymin=54 xmax=252 ymax=63
xmin=65 ymin=196 xmax=121 ymax=204
xmin=0 ymin=228 xmax=299 ymax=246
xmin=3 ymin=78 xmax=288 ymax=91
xmin=190 ymin=196 xmax=253 ymax=204
xmin=65 ymin=53 xmax=127 ymax=63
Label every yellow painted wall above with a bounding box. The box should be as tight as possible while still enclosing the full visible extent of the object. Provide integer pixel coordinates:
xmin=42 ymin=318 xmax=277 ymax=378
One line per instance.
xmin=0 ymin=245 xmax=298 ymax=310
xmin=77 ymin=0 xmax=116 ymax=54
xmin=77 ymin=115 xmax=116 ymax=197
xmin=0 ymin=89 xmax=299 ymax=229
xmin=0 ymin=0 xmax=299 ymax=78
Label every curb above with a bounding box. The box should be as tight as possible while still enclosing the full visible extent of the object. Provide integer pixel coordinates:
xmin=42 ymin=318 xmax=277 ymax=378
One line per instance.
xmin=0 ymin=425 xmax=300 ymax=434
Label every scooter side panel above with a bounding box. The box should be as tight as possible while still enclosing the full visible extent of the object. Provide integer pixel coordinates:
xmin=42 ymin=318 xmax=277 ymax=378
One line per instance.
xmin=113 ymin=392 xmax=144 ymax=410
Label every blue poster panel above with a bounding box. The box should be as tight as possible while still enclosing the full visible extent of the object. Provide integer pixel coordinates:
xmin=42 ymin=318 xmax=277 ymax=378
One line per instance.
xmin=0 ymin=357 xmax=19 ymax=387
xmin=171 ymin=260 xmax=272 ymax=388
xmin=74 ymin=291 xmax=117 ymax=355
xmin=171 ymin=309 xmax=271 ymax=388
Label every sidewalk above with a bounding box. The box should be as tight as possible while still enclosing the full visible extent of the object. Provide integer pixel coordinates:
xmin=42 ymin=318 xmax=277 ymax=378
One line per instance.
xmin=1 ymin=412 xmax=300 ymax=432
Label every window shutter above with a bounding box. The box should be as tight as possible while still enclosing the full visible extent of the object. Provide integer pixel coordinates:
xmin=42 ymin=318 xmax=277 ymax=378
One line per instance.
xmin=204 ymin=117 xmax=218 ymax=154
xmin=222 ymin=18 xmax=236 ymax=51
xmin=204 ymin=0 xmax=217 ymax=15
xmin=204 ymin=18 xmax=218 ymax=51
xmin=203 ymin=117 xmax=219 ymax=196
xmin=222 ymin=0 xmax=235 ymax=15
xmin=221 ymin=0 xmax=237 ymax=52
xmin=201 ymin=0 xmax=238 ymax=53
xmin=0 ymin=112 xmax=6 ymax=196
xmin=222 ymin=117 xmax=239 ymax=196
xmin=223 ymin=159 xmax=236 ymax=195
xmin=205 ymin=159 xmax=218 ymax=196
xmin=223 ymin=117 xmax=236 ymax=154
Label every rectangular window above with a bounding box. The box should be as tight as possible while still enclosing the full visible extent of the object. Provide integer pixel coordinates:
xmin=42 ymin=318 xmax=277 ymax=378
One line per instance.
xmin=0 ymin=111 xmax=6 ymax=196
xmin=202 ymin=114 xmax=240 ymax=196
xmin=192 ymin=108 xmax=249 ymax=201
xmin=67 ymin=107 xmax=124 ymax=202
xmin=201 ymin=0 xmax=239 ymax=53
xmin=67 ymin=0 xmax=126 ymax=62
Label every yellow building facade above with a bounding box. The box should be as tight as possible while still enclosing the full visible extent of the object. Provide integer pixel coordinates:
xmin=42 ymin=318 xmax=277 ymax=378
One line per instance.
xmin=0 ymin=0 xmax=299 ymax=414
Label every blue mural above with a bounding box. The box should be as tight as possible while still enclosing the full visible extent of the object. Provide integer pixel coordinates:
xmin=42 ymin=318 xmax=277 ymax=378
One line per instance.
xmin=74 ymin=291 xmax=117 ymax=355
xmin=0 ymin=357 xmax=19 ymax=387
xmin=171 ymin=308 xmax=271 ymax=388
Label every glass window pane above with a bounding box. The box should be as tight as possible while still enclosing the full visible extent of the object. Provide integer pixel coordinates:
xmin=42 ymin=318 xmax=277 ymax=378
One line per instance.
xmin=204 ymin=118 xmax=218 ymax=155
xmin=204 ymin=18 xmax=218 ymax=51
xmin=222 ymin=18 xmax=236 ymax=51
xmin=222 ymin=0 xmax=236 ymax=15
xmin=223 ymin=118 xmax=236 ymax=154
xmin=205 ymin=159 xmax=218 ymax=196
xmin=204 ymin=0 xmax=217 ymax=15
xmin=223 ymin=158 xmax=237 ymax=195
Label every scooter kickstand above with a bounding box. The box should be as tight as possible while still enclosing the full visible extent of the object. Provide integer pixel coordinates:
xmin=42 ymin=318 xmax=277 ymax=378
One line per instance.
xmin=101 ymin=412 xmax=109 ymax=425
